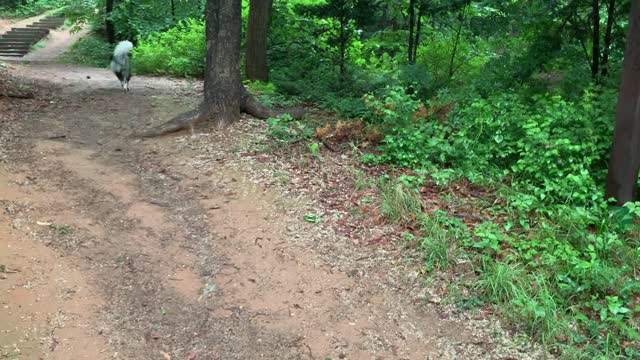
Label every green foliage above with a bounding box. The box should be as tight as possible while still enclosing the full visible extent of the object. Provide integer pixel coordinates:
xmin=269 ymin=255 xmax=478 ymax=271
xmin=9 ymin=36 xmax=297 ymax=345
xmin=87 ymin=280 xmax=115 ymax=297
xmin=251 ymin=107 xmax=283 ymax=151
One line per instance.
xmin=265 ymin=114 xmax=314 ymax=144
xmin=64 ymin=0 xmax=204 ymax=41
xmin=416 ymin=201 xmax=640 ymax=357
xmin=133 ymin=18 xmax=206 ymax=77
xmin=418 ymin=213 xmax=460 ymax=272
xmin=48 ymin=223 xmax=73 ymax=235
xmin=0 ymin=0 xmax=68 ymax=18
xmin=59 ymin=33 xmax=113 ymax=67
xmin=372 ymin=89 xmax=616 ymax=207
xmin=377 ymin=177 xmax=423 ymax=224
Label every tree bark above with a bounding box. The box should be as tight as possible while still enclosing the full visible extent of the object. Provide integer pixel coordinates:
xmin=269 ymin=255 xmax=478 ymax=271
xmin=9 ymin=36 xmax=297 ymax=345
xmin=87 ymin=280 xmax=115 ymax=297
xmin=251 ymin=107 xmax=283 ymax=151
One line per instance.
xmin=601 ymin=0 xmax=616 ymax=77
xmin=412 ymin=1 xmax=423 ymax=64
xmin=591 ymin=0 xmax=600 ymax=79
xmin=605 ymin=1 xmax=640 ymax=205
xmin=408 ymin=0 xmax=415 ymax=64
xmin=105 ymin=0 xmax=116 ymax=44
xmin=204 ymin=0 xmax=242 ymax=128
xmin=170 ymin=0 xmax=176 ymax=21
xmin=245 ymin=0 xmax=273 ymax=82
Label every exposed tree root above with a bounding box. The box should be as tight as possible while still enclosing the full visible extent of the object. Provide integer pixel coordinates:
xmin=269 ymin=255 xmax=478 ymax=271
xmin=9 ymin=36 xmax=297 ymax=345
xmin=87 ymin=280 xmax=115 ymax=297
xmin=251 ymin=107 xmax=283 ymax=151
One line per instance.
xmin=134 ymin=86 xmax=306 ymax=138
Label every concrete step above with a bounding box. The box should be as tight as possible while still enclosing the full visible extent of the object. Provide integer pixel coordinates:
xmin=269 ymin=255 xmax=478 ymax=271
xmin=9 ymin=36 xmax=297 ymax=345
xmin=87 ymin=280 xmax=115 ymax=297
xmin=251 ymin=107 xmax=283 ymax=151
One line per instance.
xmin=0 ymin=38 xmax=39 ymax=45
xmin=27 ymin=23 xmax=63 ymax=29
xmin=7 ymin=31 xmax=48 ymax=37
xmin=0 ymin=44 xmax=30 ymax=49
xmin=32 ymin=20 xmax=63 ymax=24
xmin=1 ymin=34 xmax=42 ymax=40
xmin=10 ymin=28 xmax=50 ymax=33
xmin=0 ymin=40 xmax=33 ymax=45
xmin=29 ymin=19 xmax=64 ymax=24
xmin=0 ymin=51 xmax=28 ymax=57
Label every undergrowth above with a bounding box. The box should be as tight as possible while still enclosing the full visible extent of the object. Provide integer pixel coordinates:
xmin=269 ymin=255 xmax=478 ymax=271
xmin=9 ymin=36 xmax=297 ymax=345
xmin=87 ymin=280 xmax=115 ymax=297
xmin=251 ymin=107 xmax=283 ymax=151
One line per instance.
xmin=132 ymin=18 xmax=206 ymax=78
xmin=59 ymin=33 xmax=113 ymax=68
xmin=262 ymin=84 xmax=640 ymax=358
xmin=0 ymin=0 xmax=68 ymax=18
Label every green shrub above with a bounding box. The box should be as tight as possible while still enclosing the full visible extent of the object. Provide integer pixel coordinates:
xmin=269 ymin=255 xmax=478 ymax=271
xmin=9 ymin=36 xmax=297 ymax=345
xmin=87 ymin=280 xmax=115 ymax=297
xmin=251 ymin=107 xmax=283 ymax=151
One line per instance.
xmin=369 ymin=89 xmax=615 ymax=207
xmin=59 ymin=34 xmax=113 ymax=68
xmin=416 ymin=201 xmax=640 ymax=357
xmin=377 ymin=177 xmax=423 ymax=224
xmin=133 ymin=18 xmax=205 ymax=78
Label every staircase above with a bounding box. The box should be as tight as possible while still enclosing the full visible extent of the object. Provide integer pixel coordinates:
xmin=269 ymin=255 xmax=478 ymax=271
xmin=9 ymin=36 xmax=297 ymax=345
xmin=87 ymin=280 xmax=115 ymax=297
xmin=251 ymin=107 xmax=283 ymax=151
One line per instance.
xmin=0 ymin=16 xmax=65 ymax=57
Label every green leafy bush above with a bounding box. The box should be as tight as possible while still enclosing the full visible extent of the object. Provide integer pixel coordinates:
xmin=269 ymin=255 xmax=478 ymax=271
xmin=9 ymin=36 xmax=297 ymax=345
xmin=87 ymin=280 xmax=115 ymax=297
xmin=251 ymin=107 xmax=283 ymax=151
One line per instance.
xmin=265 ymin=114 xmax=313 ymax=143
xmin=59 ymin=34 xmax=113 ymax=68
xmin=133 ymin=19 xmax=206 ymax=77
xmin=371 ymin=89 xmax=615 ymax=206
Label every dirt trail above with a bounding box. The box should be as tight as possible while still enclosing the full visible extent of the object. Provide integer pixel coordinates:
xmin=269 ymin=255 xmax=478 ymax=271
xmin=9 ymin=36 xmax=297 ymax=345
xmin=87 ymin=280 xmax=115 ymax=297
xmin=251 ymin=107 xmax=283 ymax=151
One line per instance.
xmin=0 ymin=36 xmax=542 ymax=359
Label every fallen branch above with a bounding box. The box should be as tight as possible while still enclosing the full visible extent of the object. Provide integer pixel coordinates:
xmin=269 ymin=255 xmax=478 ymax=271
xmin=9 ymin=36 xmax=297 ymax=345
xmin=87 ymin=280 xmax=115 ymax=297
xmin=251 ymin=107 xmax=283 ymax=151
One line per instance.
xmin=47 ymin=135 xmax=66 ymax=140
xmin=1 ymin=92 xmax=34 ymax=99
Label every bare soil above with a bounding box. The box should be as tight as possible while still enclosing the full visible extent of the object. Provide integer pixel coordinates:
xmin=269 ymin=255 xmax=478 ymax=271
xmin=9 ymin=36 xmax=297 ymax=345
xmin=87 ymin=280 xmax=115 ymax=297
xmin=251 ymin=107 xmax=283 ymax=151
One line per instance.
xmin=0 ymin=30 xmax=545 ymax=360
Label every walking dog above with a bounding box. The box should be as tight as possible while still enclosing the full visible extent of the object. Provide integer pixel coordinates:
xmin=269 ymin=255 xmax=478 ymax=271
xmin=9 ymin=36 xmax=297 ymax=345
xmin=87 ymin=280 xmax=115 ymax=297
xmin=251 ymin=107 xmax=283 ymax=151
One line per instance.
xmin=111 ymin=41 xmax=133 ymax=92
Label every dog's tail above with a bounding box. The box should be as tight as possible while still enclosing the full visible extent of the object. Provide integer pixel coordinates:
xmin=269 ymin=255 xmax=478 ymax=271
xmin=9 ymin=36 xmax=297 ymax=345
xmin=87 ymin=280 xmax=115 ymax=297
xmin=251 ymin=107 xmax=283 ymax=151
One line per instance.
xmin=111 ymin=41 xmax=133 ymax=90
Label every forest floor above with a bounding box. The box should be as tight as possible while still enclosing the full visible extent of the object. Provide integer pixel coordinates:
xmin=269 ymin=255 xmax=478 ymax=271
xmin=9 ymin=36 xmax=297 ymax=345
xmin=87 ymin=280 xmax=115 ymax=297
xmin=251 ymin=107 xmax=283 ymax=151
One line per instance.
xmin=0 ymin=21 xmax=546 ymax=360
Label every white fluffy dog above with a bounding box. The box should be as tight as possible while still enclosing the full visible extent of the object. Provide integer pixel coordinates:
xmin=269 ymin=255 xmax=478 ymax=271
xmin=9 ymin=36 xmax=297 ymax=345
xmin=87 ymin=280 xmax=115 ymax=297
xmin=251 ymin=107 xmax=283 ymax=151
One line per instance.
xmin=111 ymin=41 xmax=133 ymax=92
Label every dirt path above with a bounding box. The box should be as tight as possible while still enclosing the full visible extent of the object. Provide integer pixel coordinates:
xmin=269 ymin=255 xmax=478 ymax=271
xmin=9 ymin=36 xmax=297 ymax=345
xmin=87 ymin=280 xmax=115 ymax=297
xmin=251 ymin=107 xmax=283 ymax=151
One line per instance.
xmin=0 ymin=41 xmax=543 ymax=359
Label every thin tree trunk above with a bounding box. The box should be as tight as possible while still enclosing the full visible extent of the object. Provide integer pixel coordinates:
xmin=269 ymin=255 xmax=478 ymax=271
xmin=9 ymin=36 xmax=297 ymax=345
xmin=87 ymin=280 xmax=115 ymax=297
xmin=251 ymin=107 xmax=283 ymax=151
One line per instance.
xmin=105 ymin=0 xmax=115 ymax=44
xmin=204 ymin=0 xmax=242 ymax=128
xmin=339 ymin=14 xmax=346 ymax=80
xmin=245 ymin=0 xmax=273 ymax=82
xmin=413 ymin=1 xmax=423 ymax=64
xmin=170 ymin=0 xmax=176 ymax=21
xmin=448 ymin=10 xmax=465 ymax=78
xmin=591 ymin=0 xmax=600 ymax=79
xmin=601 ymin=0 xmax=616 ymax=77
xmin=408 ymin=0 xmax=415 ymax=64
xmin=605 ymin=1 xmax=640 ymax=205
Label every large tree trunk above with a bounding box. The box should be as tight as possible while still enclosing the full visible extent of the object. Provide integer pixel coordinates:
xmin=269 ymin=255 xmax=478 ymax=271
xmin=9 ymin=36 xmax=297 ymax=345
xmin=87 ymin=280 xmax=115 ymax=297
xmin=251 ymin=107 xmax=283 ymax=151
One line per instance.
xmin=105 ymin=0 xmax=115 ymax=44
xmin=204 ymin=0 xmax=242 ymax=128
xmin=601 ymin=0 xmax=616 ymax=77
xmin=245 ymin=0 xmax=273 ymax=82
xmin=605 ymin=1 xmax=640 ymax=205
xmin=591 ymin=0 xmax=600 ymax=79
xmin=133 ymin=0 xmax=305 ymax=138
